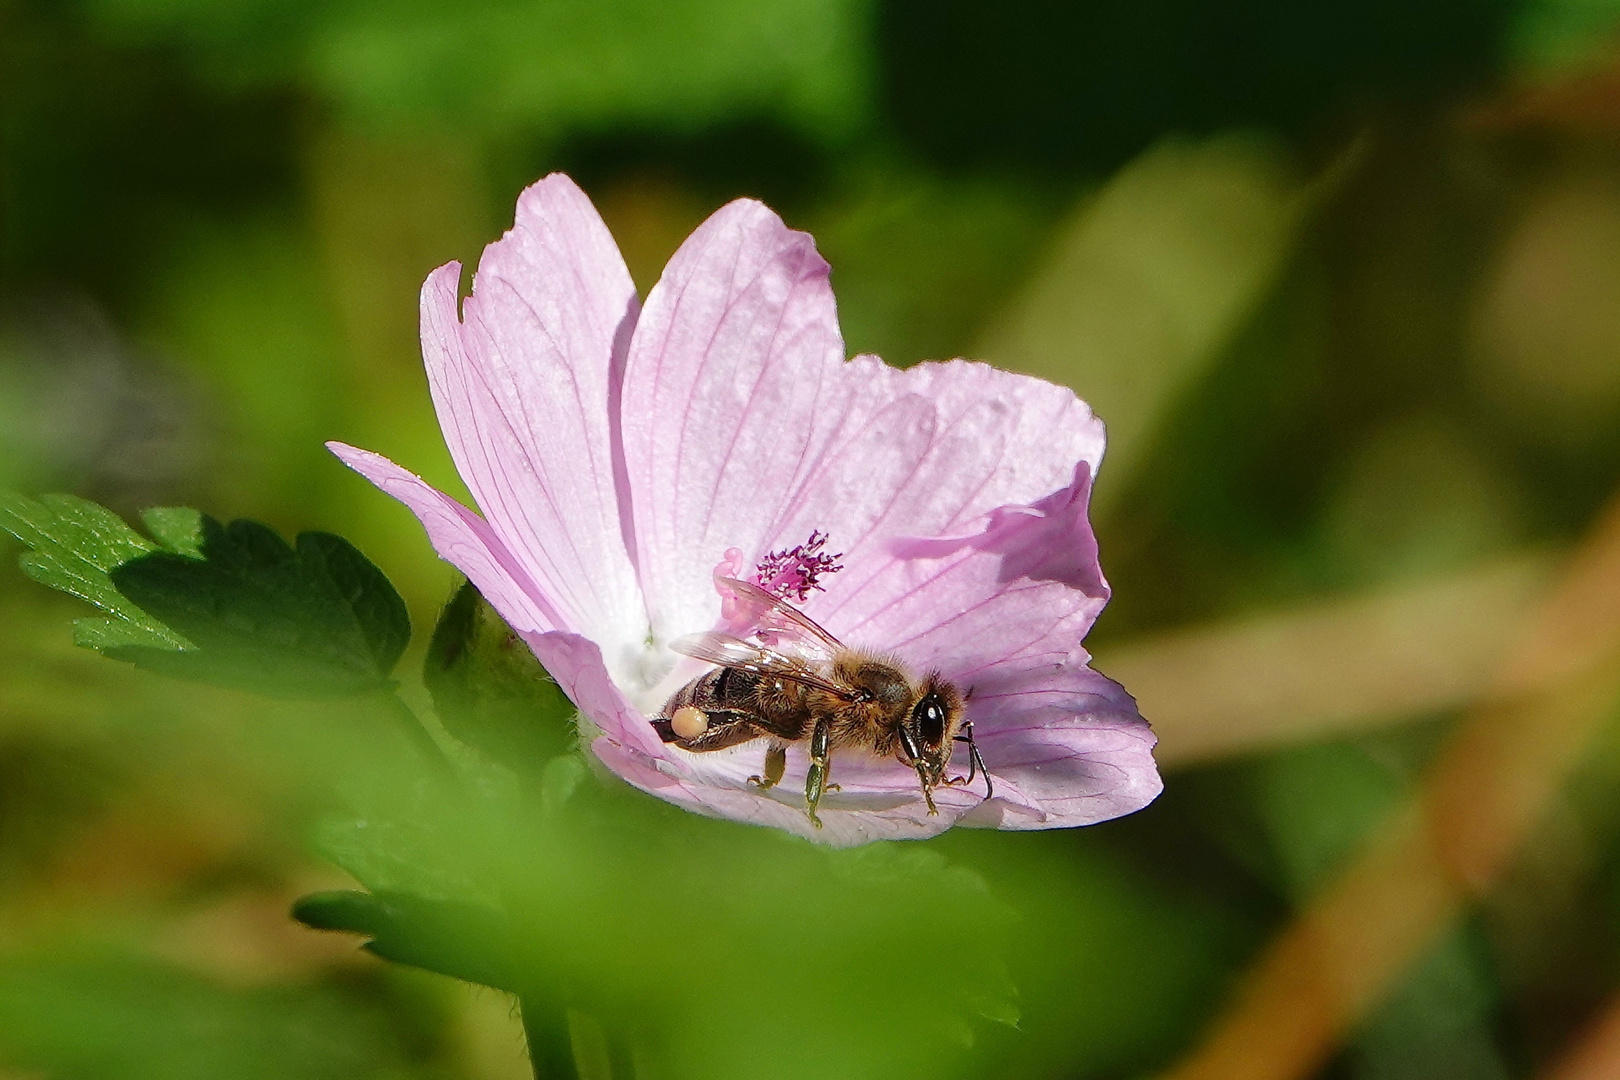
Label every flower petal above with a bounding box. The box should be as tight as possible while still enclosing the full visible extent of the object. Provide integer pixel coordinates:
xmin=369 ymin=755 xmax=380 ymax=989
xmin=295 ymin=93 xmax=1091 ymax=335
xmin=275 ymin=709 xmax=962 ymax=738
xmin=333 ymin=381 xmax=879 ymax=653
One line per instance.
xmin=864 ymin=464 xmax=1160 ymax=827
xmin=959 ymin=665 xmax=1161 ymax=829
xmin=354 ymin=173 xmax=1156 ymax=844
xmin=813 ymin=461 xmax=1108 ymax=676
xmin=619 ymin=199 xmax=847 ymax=640
xmin=805 ymin=357 xmax=1104 ymax=538
xmin=591 ymin=737 xmax=979 ymax=847
xmin=769 ymin=359 xmax=1106 ymax=634
xmin=423 ymin=174 xmax=646 ymax=653
xmin=764 ymin=458 xmax=1156 ymax=832
xmin=326 ymin=442 xmax=558 ymax=635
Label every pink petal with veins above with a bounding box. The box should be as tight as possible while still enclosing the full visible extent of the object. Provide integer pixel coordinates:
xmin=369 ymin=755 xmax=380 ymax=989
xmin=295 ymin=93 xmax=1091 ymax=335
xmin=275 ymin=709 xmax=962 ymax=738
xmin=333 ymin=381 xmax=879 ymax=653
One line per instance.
xmin=325 ymin=442 xmax=560 ymax=635
xmin=624 ymin=460 xmax=1152 ymax=839
xmin=618 ymin=199 xmax=847 ymax=640
xmin=421 ymin=174 xmax=644 ymax=650
xmin=961 ymin=662 xmax=1160 ymax=828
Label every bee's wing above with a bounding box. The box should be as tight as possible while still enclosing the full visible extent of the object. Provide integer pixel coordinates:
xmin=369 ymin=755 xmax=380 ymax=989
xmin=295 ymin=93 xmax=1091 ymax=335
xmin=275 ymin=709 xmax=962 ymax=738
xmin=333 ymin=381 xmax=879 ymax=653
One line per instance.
xmin=669 ymin=631 xmax=857 ymax=700
xmin=716 ymin=576 xmax=844 ymax=655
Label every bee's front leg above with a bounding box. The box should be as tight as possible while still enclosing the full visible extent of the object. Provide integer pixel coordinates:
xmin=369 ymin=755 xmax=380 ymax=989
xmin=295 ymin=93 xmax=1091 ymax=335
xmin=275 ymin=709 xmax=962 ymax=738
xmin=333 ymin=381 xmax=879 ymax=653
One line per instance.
xmin=947 ymin=721 xmax=993 ymax=800
xmin=804 ymin=718 xmax=832 ymax=829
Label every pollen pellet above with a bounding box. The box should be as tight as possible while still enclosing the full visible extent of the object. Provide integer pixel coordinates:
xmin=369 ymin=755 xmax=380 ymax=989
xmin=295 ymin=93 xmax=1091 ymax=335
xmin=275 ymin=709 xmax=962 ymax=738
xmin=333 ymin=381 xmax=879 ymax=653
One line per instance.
xmin=671 ymin=706 xmax=709 ymax=740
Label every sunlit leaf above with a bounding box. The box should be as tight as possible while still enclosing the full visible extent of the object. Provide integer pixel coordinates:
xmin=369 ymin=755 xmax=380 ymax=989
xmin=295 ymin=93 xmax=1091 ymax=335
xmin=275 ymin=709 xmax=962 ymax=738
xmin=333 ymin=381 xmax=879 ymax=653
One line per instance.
xmin=0 ymin=490 xmax=185 ymax=651
xmin=140 ymin=505 xmax=206 ymax=557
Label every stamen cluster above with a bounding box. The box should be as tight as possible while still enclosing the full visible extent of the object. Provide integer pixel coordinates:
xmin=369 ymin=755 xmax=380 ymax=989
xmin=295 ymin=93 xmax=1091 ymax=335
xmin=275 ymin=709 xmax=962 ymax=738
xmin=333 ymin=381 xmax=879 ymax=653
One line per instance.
xmin=752 ymin=530 xmax=844 ymax=602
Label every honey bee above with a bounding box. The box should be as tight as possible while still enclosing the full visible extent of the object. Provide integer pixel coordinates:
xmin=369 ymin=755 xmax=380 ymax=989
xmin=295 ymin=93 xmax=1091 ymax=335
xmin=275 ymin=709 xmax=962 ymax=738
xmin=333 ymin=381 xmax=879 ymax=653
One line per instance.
xmin=651 ymin=577 xmax=991 ymax=828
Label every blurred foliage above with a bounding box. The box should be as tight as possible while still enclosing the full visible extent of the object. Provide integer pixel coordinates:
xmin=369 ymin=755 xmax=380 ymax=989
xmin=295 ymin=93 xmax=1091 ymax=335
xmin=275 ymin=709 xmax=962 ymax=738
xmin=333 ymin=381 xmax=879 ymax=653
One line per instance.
xmin=7 ymin=0 xmax=1620 ymax=1078
xmin=980 ymin=134 xmax=1314 ymax=509
xmin=0 ymin=945 xmax=446 ymax=1080
xmin=79 ymin=0 xmax=874 ymax=141
xmin=1513 ymin=0 xmax=1620 ymax=69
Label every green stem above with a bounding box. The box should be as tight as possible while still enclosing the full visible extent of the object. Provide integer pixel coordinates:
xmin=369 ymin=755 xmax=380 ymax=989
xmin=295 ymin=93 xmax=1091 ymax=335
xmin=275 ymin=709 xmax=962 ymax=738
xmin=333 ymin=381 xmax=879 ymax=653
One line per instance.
xmin=565 ymin=1008 xmax=615 ymax=1080
xmin=380 ymin=688 xmax=457 ymax=780
xmin=521 ymin=996 xmax=579 ymax=1080
xmin=384 ymin=696 xmax=601 ymax=1080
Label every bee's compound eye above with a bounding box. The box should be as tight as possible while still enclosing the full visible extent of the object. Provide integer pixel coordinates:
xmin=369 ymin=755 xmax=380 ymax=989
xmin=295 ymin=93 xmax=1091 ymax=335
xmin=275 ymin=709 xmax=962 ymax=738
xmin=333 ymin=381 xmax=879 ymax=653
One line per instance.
xmin=914 ymin=697 xmax=947 ymax=746
xmin=671 ymin=706 xmax=709 ymax=740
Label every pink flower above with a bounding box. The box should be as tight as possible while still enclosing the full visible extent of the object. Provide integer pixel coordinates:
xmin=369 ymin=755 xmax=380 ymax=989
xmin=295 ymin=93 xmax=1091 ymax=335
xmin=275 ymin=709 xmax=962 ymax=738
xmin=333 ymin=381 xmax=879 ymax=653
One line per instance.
xmin=329 ymin=174 xmax=1160 ymax=847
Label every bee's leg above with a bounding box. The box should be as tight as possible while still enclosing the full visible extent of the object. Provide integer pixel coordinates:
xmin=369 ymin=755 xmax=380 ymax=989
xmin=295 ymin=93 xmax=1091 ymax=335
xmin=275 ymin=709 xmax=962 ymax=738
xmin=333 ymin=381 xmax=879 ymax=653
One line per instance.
xmin=915 ymin=763 xmax=939 ymax=815
xmin=946 ymin=722 xmax=993 ymax=800
xmin=944 ymin=721 xmax=977 ymax=785
xmin=804 ymin=718 xmax=832 ymax=829
xmin=748 ymin=742 xmax=787 ymax=790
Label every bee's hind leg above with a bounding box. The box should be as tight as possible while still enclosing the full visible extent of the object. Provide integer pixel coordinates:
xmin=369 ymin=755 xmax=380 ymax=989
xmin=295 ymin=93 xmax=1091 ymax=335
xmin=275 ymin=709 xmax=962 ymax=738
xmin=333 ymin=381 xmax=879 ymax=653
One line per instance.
xmin=747 ymin=742 xmax=788 ymax=790
xmin=804 ymin=719 xmax=833 ymax=829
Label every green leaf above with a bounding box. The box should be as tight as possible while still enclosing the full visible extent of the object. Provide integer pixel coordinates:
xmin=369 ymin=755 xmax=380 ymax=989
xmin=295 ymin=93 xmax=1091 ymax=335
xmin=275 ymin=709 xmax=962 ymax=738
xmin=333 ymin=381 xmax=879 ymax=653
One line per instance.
xmin=140 ymin=506 xmax=206 ymax=557
xmin=104 ymin=516 xmax=412 ymax=697
xmin=1 ymin=493 xmax=412 ymax=696
xmin=424 ymin=579 xmax=575 ymax=770
xmin=0 ymin=491 xmax=186 ymax=651
xmin=310 ymin=815 xmax=493 ymax=905
xmin=71 ymin=617 xmax=174 ymax=652
xmin=292 ymin=889 xmax=520 ymax=992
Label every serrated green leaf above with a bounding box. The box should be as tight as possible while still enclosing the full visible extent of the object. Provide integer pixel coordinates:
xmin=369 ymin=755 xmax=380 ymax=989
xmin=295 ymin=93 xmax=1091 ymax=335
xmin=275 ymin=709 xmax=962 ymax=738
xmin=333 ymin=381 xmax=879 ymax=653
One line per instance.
xmin=139 ymin=506 xmax=205 ymax=557
xmin=103 ymin=516 xmax=412 ymax=697
xmin=424 ymin=579 xmax=575 ymax=770
xmin=0 ymin=491 xmax=187 ymax=650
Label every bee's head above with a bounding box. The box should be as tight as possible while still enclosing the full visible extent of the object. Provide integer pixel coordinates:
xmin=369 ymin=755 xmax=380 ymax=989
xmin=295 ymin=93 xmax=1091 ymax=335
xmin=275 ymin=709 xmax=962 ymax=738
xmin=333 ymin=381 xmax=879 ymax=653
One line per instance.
xmin=895 ymin=675 xmax=963 ymax=784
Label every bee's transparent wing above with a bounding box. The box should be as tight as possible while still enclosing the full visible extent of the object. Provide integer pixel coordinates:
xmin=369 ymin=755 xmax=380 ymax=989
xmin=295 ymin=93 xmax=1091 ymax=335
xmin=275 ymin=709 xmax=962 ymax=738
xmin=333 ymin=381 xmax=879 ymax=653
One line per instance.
xmin=716 ymin=576 xmax=844 ymax=656
xmin=669 ymin=631 xmax=856 ymax=700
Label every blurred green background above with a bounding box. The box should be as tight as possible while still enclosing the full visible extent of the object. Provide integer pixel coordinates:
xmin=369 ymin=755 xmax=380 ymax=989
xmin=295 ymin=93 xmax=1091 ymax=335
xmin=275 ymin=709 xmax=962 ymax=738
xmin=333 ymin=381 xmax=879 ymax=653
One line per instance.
xmin=7 ymin=0 xmax=1620 ymax=1077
